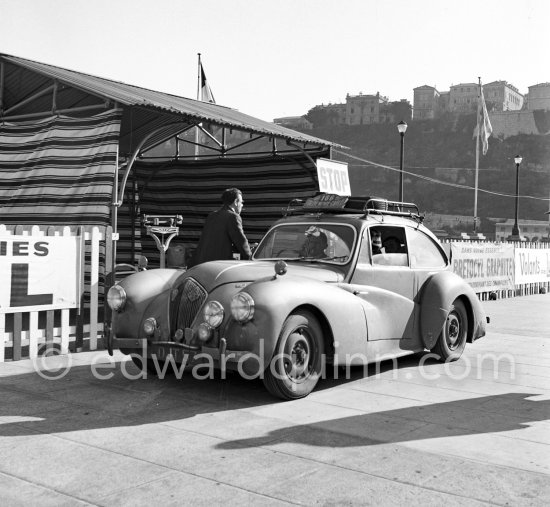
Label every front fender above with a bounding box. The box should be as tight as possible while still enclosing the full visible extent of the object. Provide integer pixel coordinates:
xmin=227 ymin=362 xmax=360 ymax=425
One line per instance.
xmin=419 ymin=270 xmax=486 ymax=349
xmin=224 ymin=275 xmax=368 ymax=365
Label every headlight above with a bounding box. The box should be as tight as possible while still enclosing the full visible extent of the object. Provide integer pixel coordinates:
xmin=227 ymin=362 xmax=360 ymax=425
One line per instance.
xmin=230 ymin=292 xmax=255 ymax=322
xmin=143 ymin=317 xmax=157 ymax=336
xmin=203 ymin=301 xmax=224 ymax=328
xmin=107 ymin=285 xmax=126 ymax=311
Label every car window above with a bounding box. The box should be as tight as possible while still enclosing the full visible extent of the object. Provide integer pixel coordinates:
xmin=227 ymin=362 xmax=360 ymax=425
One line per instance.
xmin=370 ymin=226 xmax=409 ymax=267
xmin=407 ymin=228 xmax=447 ymax=268
xmin=254 ymin=223 xmax=355 ymax=264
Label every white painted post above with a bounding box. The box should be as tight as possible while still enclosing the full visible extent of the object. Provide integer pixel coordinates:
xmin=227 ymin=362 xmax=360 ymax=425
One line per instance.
xmin=89 ymin=227 xmax=100 ymax=349
xmin=60 ymin=226 xmax=72 ymax=354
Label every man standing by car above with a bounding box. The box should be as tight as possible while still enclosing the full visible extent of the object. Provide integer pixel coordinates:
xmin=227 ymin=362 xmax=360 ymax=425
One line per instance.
xmin=189 ymin=187 xmax=252 ymax=267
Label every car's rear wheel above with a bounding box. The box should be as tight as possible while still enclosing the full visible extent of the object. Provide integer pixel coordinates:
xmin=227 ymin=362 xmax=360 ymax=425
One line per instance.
xmin=432 ymin=299 xmax=468 ymax=361
xmin=263 ymin=310 xmax=324 ymax=400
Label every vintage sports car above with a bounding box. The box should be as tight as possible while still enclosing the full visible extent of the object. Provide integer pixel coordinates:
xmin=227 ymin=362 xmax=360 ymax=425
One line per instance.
xmin=105 ymin=193 xmax=488 ymax=400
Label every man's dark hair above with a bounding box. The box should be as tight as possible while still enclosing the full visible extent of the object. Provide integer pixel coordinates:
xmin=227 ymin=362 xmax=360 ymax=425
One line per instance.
xmin=222 ymin=188 xmax=242 ymax=206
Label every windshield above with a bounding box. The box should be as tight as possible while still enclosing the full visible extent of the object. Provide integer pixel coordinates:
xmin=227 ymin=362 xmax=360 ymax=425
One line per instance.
xmin=254 ymin=223 xmax=356 ymax=264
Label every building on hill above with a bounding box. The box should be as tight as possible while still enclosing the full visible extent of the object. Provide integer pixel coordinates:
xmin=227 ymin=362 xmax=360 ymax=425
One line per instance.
xmin=413 ymin=85 xmax=438 ymax=120
xmin=489 ymin=83 xmax=549 ymax=138
xmin=304 ymin=96 xmax=411 ymax=128
xmin=273 ymin=116 xmax=313 ymax=130
xmin=449 ymin=83 xmax=479 ymax=113
xmin=300 ymin=79 xmax=538 ymax=130
xmin=527 ymin=83 xmax=550 ymax=111
xmin=413 ymin=80 xmax=525 ymax=121
xmin=483 ymin=81 xmax=523 ymax=111
xmin=346 ymin=92 xmax=388 ymax=125
xmin=413 ymin=85 xmax=449 ymax=120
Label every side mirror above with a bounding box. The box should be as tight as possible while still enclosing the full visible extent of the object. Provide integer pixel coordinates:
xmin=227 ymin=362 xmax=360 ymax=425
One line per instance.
xmin=250 ymin=242 xmax=259 ymax=253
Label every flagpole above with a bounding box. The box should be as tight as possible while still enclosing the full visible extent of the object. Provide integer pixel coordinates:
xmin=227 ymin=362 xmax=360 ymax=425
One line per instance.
xmin=473 ymin=76 xmax=481 ymax=234
xmin=195 ymin=53 xmax=201 ymax=159
xmin=196 ymin=53 xmax=201 ymax=100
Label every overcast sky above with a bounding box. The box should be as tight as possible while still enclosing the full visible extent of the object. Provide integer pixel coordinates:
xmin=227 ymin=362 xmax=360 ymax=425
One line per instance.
xmin=2 ymin=0 xmax=548 ymax=122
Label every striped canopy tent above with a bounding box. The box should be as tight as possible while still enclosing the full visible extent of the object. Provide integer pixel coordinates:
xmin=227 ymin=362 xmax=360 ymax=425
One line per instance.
xmin=0 ymin=53 xmax=341 ymax=266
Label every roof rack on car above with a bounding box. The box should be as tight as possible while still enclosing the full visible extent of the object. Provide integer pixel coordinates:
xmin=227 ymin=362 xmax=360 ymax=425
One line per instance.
xmin=283 ymin=193 xmax=423 ymax=221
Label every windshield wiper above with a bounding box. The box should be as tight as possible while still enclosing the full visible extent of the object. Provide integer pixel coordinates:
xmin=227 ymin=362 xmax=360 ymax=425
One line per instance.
xmin=321 ymin=255 xmax=348 ymax=262
xmin=297 ymin=256 xmax=341 ymax=262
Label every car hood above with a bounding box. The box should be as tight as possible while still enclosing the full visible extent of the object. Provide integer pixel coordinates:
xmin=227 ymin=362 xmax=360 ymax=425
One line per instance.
xmin=185 ymin=260 xmax=344 ymax=291
xmin=117 ymin=269 xmax=183 ymax=302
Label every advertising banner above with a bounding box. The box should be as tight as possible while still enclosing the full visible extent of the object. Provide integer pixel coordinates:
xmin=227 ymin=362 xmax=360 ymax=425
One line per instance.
xmin=0 ymin=235 xmax=81 ymax=313
xmin=316 ymin=158 xmax=351 ymax=196
xmin=514 ymin=248 xmax=550 ymax=284
xmin=451 ymin=242 xmax=514 ymax=291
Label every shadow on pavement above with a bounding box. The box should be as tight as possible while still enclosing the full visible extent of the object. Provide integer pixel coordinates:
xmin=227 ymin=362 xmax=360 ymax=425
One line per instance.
xmin=1 ymin=353 xmax=545 ymax=447
xmin=0 ymin=359 xmax=272 ymax=436
xmin=216 ymin=392 xmax=549 ymax=449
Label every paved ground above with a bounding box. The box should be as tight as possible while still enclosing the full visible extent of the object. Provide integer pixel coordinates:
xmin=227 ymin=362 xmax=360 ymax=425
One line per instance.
xmin=0 ymin=294 xmax=549 ymax=506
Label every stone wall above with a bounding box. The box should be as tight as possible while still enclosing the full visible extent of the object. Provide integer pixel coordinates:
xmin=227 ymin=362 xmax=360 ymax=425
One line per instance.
xmin=490 ymin=110 xmax=539 ymax=138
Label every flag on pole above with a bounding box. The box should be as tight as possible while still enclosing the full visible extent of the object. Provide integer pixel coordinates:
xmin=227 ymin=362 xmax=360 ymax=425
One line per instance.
xmin=200 ymin=64 xmax=215 ymax=104
xmin=473 ymin=83 xmax=493 ymax=155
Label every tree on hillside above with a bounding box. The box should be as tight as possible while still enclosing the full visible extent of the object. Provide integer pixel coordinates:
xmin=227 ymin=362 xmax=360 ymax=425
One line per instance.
xmin=305 ymin=106 xmax=341 ymax=128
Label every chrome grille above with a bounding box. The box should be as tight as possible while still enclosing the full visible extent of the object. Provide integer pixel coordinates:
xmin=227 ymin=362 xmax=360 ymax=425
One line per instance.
xmin=177 ymin=278 xmax=207 ymax=329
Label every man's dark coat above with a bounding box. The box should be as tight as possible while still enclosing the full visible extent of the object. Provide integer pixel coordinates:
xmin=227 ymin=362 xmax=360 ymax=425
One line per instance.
xmin=190 ymin=206 xmax=252 ymax=267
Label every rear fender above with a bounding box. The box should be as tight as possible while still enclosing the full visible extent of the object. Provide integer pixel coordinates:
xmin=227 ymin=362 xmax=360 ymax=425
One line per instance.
xmin=419 ymin=271 xmax=484 ymax=349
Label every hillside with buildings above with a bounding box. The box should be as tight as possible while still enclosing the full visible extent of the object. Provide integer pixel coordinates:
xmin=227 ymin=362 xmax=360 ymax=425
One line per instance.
xmin=275 ymin=81 xmax=550 ymax=139
xmin=275 ymin=80 xmax=550 ymax=239
xmin=302 ymin=115 xmax=550 ymax=239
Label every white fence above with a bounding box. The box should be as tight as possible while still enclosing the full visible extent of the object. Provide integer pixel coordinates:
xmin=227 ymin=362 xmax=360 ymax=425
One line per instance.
xmin=0 ymin=224 xmax=111 ymax=362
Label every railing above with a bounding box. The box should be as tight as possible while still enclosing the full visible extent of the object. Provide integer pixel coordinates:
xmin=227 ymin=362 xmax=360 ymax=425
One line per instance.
xmin=0 ymin=224 xmax=111 ymax=362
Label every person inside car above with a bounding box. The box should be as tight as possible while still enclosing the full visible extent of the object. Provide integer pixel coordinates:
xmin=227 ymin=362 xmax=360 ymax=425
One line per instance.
xmin=382 ymin=236 xmax=402 ymax=254
xmin=371 ymin=230 xmax=383 ymax=255
xmin=300 ymin=226 xmax=328 ymax=258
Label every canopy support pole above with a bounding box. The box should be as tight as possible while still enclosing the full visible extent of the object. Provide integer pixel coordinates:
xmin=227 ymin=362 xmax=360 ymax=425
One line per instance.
xmin=286 ymin=141 xmax=319 ymax=183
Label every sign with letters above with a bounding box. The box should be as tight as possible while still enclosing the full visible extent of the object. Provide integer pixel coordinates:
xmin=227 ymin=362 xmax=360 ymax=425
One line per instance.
xmin=0 ymin=235 xmax=81 ymax=313
xmin=450 ymin=242 xmax=515 ymax=291
xmin=514 ymin=247 xmax=550 ymax=284
xmin=316 ymin=158 xmax=351 ymax=196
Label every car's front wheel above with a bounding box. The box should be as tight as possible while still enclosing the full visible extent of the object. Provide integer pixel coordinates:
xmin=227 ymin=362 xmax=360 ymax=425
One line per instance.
xmin=432 ymin=299 xmax=468 ymax=361
xmin=263 ymin=310 xmax=324 ymax=400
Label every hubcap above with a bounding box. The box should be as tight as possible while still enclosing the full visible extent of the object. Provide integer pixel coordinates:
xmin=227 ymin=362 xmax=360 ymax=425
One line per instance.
xmin=284 ymin=330 xmax=311 ymax=379
xmin=447 ymin=314 xmax=461 ymax=349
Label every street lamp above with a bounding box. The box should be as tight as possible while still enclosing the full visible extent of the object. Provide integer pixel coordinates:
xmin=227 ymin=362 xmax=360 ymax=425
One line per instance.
xmin=397 ymin=121 xmax=408 ymax=202
xmin=511 ymin=155 xmax=523 ymax=240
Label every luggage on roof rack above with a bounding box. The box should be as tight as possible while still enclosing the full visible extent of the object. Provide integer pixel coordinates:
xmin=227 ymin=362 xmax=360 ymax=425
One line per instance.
xmin=345 ymin=197 xmax=387 ymax=211
xmin=283 ymin=193 xmax=421 ymax=220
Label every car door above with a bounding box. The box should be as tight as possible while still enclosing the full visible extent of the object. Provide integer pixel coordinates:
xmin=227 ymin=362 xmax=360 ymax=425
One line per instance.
xmin=405 ymin=226 xmax=449 ymax=294
xmin=349 ymin=225 xmax=415 ymax=340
